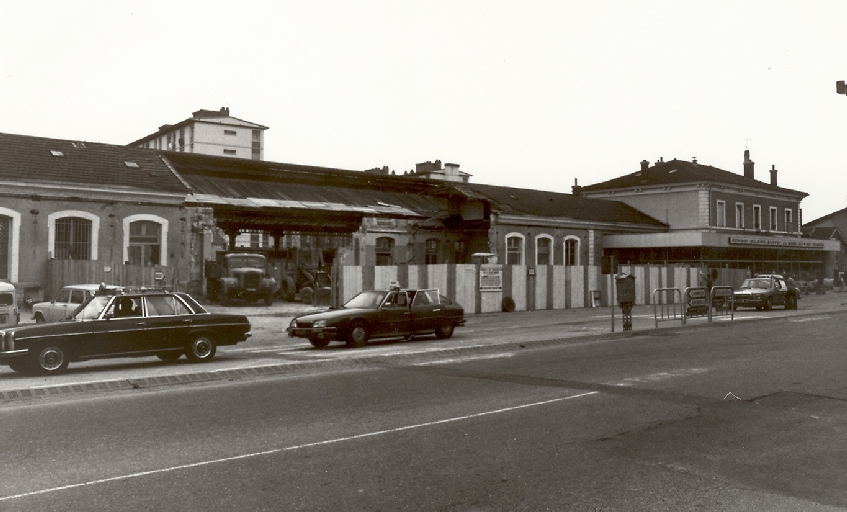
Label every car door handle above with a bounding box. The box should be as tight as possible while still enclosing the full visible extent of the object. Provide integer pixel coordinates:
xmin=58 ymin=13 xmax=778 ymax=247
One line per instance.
xmin=182 ymin=319 xmax=193 ymax=323
xmin=136 ymin=322 xmax=145 ymax=326
xmin=433 ymin=308 xmax=441 ymax=312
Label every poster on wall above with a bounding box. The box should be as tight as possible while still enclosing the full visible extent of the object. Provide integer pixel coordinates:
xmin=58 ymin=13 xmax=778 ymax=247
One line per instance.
xmin=479 ymin=264 xmax=502 ymax=292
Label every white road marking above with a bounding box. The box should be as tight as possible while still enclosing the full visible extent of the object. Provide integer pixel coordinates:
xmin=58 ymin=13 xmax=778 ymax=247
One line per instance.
xmin=0 ymin=391 xmax=598 ymax=502
xmin=789 ymin=316 xmax=827 ymax=323
xmin=414 ymin=353 xmax=516 ymax=365
xmin=610 ymin=368 xmax=708 ymax=387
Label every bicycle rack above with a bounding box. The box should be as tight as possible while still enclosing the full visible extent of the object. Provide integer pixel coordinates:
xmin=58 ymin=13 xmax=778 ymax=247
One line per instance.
xmin=652 ymin=288 xmax=685 ymax=328
xmin=709 ymin=286 xmax=735 ymax=321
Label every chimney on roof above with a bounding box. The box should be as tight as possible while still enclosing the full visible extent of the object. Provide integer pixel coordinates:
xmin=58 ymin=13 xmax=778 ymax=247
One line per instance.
xmin=572 ymin=178 xmax=582 ymax=196
xmin=743 ymin=149 xmax=755 ymax=179
xmin=770 ymin=164 xmax=778 ymax=186
xmin=640 ymin=160 xmax=649 ymax=172
xmin=221 ymin=107 xmax=230 ymax=116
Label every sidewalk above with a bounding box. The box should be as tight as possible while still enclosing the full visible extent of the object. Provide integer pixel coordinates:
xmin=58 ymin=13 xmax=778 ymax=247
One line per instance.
xmin=1 ymin=289 xmax=844 ymax=402
xmin=212 ymin=287 xmax=847 ymax=347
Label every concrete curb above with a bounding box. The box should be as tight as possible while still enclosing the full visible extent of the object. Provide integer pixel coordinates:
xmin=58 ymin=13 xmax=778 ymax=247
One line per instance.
xmin=2 ymin=300 xmax=845 ymax=404
xmin=0 ymin=325 xmax=690 ymax=403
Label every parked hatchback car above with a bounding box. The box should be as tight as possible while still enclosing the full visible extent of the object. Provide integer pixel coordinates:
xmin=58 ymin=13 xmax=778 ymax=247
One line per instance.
xmin=734 ymin=276 xmax=798 ymax=310
xmin=288 ymin=287 xmax=465 ymax=348
xmin=0 ymin=291 xmax=251 ymax=374
xmin=31 ymin=284 xmax=125 ymax=323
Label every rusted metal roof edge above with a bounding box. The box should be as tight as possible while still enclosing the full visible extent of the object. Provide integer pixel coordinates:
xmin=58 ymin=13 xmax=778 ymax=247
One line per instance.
xmin=186 ymin=193 xmax=425 ymax=217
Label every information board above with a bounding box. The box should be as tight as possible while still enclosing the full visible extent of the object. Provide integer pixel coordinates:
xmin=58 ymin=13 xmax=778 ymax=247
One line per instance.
xmin=479 ymin=264 xmax=502 ymax=292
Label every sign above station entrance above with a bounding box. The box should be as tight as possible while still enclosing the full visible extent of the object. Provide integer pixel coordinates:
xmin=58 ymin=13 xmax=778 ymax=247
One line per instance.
xmin=728 ymin=236 xmax=825 ymax=249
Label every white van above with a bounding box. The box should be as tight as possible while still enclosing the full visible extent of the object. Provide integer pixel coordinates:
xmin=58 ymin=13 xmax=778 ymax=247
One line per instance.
xmin=0 ymin=282 xmax=19 ymax=328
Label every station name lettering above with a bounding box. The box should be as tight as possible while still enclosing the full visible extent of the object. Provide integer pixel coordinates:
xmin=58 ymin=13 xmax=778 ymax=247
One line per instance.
xmin=728 ymin=236 xmax=825 ymax=249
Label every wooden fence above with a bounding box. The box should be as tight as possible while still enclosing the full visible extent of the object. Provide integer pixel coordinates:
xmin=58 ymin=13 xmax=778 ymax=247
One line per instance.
xmin=46 ymin=260 xmax=173 ymax=301
xmin=333 ymin=263 xmax=748 ymax=314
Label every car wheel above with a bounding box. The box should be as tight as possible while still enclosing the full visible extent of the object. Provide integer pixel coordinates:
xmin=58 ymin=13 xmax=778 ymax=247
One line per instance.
xmin=434 ymin=324 xmax=455 ymax=339
xmin=157 ymin=352 xmax=182 ymax=362
xmin=300 ymin=287 xmax=314 ymax=304
xmin=309 ymin=335 xmax=330 ymax=348
xmin=34 ymin=313 xmax=45 ymax=324
xmin=763 ymin=297 xmax=773 ymax=311
xmin=346 ymin=321 xmax=369 ymax=348
xmin=31 ymin=343 xmax=70 ymax=374
xmin=185 ymin=335 xmax=216 ymax=362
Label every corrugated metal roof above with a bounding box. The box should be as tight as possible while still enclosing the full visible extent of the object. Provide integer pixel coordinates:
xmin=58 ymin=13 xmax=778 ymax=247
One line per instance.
xmin=165 ymin=152 xmax=454 ymax=233
xmin=0 ymin=132 xmax=188 ymax=195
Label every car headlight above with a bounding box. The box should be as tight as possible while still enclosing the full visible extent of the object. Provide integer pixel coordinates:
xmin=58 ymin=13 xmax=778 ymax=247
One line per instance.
xmin=313 ymin=320 xmax=326 ymax=329
xmin=289 ymin=319 xmax=297 ymax=328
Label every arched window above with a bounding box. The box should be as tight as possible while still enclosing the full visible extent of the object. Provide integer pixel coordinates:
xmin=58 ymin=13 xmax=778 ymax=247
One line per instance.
xmin=535 ymin=234 xmax=553 ymax=265
xmin=123 ymin=214 xmax=169 ymax=266
xmin=375 ymin=237 xmax=395 ymax=266
xmin=0 ymin=208 xmax=21 ymax=281
xmin=0 ymin=215 xmax=8 ymax=279
xmin=564 ymin=236 xmax=580 ymax=266
xmin=425 ymin=238 xmax=440 ymax=264
xmin=129 ymin=221 xmax=161 ymax=266
xmin=48 ymin=211 xmax=99 ymax=261
xmin=505 ymin=233 xmax=525 ymax=265
xmin=55 ymin=218 xmax=92 ymax=260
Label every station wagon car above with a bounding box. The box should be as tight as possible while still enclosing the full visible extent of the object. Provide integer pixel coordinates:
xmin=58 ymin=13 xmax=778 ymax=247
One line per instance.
xmin=32 ymin=284 xmax=125 ymax=323
xmin=733 ymin=276 xmax=798 ymax=310
xmin=288 ymin=287 xmax=465 ymax=348
xmin=0 ymin=291 xmax=251 ymax=374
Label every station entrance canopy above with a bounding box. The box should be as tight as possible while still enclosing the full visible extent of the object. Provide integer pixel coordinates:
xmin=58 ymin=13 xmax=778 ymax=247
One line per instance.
xmin=167 ymin=152 xmax=455 ymax=236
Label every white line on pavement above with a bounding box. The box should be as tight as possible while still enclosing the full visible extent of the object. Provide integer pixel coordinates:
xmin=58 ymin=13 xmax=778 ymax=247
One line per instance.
xmin=0 ymin=391 xmax=599 ymax=503
xmin=414 ymin=353 xmax=516 ymax=365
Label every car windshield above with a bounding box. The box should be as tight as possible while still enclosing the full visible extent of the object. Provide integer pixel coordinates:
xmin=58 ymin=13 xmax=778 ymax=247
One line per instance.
xmin=739 ymin=279 xmax=772 ymax=290
xmin=72 ymin=295 xmax=112 ymax=321
xmin=0 ymin=292 xmax=13 ymax=307
xmin=344 ymin=291 xmax=387 ymax=309
xmin=227 ymin=255 xmax=266 ymax=269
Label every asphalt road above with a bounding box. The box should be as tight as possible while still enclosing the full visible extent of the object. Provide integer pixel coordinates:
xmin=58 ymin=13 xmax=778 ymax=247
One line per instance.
xmin=2 ymin=295 xmax=847 ymax=510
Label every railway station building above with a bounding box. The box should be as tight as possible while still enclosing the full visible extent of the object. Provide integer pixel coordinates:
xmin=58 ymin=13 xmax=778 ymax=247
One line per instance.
xmin=576 ymin=151 xmax=840 ymax=280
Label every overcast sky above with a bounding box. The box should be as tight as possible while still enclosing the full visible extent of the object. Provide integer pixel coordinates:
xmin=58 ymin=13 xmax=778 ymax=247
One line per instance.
xmin=2 ymin=1 xmax=846 ymax=222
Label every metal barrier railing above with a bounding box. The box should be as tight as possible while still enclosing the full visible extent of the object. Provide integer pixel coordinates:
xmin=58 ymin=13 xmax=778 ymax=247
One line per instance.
xmin=653 ymin=288 xmax=685 ymax=328
xmin=684 ymin=286 xmax=735 ymax=322
xmin=709 ymin=286 xmax=735 ymax=321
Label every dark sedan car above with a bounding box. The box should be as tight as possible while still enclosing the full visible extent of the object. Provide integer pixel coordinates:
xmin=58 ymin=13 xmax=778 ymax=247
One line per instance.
xmin=733 ymin=276 xmax=798 ymax=310
xmin=288 ymin=287 xmax=465 ymax=348
xmin=0 ymin=291 xmax=251 ymax=374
